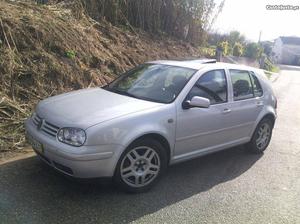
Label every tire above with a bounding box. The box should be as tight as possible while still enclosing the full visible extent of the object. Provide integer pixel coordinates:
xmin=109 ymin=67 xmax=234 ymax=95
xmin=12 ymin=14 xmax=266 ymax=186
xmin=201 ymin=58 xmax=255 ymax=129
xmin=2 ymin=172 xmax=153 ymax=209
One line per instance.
xmin=113 ymin=138 xmax=168 ymax=193
xmin=246 ymin=118 xmax=273 ymax=154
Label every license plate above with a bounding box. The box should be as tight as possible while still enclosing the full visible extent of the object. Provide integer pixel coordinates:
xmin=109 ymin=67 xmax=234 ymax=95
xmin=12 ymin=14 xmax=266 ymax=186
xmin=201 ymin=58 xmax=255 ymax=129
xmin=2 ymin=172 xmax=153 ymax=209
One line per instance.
xmin=27 ymin=134 xmax=44 ymax=154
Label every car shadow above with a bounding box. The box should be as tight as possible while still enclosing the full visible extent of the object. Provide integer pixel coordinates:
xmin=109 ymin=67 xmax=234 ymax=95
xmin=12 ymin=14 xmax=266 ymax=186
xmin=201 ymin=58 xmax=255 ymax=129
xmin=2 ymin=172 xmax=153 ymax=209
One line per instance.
xmin=0 ymin=146 xmax=262 ymax=224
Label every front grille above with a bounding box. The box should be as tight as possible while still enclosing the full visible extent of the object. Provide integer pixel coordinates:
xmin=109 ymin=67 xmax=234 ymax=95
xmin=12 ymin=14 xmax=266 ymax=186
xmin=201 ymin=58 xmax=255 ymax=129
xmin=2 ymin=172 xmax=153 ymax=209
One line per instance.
xmin=32 ymin=113 xmax=60 ymax=137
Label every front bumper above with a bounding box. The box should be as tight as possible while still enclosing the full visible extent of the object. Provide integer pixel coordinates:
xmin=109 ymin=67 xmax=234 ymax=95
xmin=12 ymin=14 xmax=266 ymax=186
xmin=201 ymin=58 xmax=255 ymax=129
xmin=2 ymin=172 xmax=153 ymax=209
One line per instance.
xmin=25 ymin=118 xmax=123 ymax=178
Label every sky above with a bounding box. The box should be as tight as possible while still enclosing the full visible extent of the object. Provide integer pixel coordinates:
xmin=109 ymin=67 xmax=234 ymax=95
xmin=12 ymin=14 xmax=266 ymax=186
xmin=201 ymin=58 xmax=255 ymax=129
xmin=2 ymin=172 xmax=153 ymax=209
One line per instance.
xmin=213 ymin=0 xmax=300 ymax=42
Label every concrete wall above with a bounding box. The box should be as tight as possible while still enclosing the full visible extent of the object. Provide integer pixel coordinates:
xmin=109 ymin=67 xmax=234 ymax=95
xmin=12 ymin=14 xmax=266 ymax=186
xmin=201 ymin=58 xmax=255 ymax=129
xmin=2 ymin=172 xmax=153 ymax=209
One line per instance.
xmin=272 ymin=38 xmax=300 ymax=65
xmin=281 ymin=45 xmax=300 ymax=65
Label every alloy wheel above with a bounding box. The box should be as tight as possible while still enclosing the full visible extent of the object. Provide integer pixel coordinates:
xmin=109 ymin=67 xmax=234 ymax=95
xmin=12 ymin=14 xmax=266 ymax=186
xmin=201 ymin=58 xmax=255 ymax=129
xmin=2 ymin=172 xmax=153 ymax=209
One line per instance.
xmin=256 ymin=123 xmax=271 ymax=150
xmin=120 ymin=146 xmax=160 ymax=187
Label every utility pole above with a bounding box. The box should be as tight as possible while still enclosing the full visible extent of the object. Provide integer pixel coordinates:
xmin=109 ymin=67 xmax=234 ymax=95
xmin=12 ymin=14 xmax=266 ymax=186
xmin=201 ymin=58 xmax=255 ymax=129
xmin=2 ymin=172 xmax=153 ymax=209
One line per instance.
xmin=258 ymin=30 xmax=264 ymax=69
xmin=258 ymin=30 xmax=262 ymax=44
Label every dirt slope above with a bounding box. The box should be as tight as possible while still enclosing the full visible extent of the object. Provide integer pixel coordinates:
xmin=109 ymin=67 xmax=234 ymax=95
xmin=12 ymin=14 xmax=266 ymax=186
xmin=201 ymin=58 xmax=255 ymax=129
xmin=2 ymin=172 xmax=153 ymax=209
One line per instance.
xmin=0 ymin=0 xmax=201 ymax=156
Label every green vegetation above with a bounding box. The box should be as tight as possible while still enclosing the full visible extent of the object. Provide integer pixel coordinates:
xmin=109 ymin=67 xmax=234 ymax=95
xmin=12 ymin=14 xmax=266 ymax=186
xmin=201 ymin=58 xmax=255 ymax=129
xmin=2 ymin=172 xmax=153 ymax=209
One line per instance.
xmin=228 ymin=31 xmax=245 ymax=46
xmin=211 ymin=30 xmax=245 ymax=56
xmin=211 ymin=31 xmax=266 ymax=59
xmin=65 ymin=50 xmax=76 ymax=59
xmin=80 ymin=0 xmax=225 ymax=44
xmin=263 ymin=57 xmax=280 ymax=73
xmin=244 ymin=42 xmax=263 ymax=59
xmin=232 ymin=43 xmax=244 ymax=57
xmin=199 ymin=46 xmax=216 ymax=58
xmin=217 ymin=41 xmax=229 ymax=55
xmin=209 ymin=29 xmax=278 ymax=73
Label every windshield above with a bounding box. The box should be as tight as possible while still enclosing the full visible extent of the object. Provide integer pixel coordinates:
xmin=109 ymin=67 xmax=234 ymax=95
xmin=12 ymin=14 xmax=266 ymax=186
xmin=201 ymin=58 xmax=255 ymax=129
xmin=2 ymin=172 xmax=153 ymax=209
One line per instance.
xmin=104 ymin=64 xmax=196 ymax=103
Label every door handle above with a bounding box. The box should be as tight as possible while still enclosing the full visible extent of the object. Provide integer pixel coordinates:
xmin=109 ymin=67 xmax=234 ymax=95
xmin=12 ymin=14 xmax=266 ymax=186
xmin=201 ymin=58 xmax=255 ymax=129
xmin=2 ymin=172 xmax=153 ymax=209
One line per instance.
xmin=222 ymin=108 xmax=231 ymax=114
xmin=256 ymin=101 xmax=264 ymax=107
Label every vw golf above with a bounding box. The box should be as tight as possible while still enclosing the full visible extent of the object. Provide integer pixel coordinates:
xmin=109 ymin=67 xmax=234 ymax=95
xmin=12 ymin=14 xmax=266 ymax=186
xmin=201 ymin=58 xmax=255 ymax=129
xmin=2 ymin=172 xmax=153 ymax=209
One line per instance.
xmin=25 ymin=59 xmax=277 ymax=192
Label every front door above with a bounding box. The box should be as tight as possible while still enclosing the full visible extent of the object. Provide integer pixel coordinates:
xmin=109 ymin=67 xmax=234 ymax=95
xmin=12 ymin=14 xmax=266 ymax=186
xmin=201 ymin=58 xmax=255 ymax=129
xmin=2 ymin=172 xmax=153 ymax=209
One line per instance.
xmin=175 ymin=69 xmax=235 ymax=159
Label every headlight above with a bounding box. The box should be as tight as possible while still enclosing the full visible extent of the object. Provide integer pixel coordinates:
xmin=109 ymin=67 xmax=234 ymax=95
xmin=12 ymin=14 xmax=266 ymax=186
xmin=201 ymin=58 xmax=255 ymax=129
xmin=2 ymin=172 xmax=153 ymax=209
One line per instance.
xmin=57 ymin=127 xmax=86 ymax=147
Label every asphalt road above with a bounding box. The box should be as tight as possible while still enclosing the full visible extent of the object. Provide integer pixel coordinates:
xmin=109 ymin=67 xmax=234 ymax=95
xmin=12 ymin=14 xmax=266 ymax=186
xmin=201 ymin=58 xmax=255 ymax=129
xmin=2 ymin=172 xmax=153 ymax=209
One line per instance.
xmin=1 ymin=67 xmax=300 ymax=224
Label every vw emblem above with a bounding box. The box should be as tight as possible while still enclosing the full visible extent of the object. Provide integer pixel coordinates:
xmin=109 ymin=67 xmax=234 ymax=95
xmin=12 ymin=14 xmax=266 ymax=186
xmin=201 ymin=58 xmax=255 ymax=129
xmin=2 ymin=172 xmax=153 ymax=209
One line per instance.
xmin=37 ymin=119 xmax=44 ymax=130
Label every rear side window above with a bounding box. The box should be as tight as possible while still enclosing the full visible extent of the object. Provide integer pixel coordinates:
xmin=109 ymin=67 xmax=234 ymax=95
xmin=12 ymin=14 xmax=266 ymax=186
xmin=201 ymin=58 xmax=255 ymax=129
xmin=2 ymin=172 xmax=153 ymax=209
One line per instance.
xmin=230 ymin=70 xmax=254 ymax=101
xmin=250 ymin=72 xmax=263 ymax=97
xmin=187 ymin=69 xmax=227 ymax=104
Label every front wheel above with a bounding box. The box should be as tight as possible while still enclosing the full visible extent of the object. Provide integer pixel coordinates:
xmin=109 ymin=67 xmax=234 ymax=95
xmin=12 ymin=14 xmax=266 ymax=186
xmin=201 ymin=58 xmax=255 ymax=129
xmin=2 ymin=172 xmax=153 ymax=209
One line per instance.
xmin=113 ymin=138 xmax=167 ymax=193
xmin=246 ymin=118 xmax=273 ymax=153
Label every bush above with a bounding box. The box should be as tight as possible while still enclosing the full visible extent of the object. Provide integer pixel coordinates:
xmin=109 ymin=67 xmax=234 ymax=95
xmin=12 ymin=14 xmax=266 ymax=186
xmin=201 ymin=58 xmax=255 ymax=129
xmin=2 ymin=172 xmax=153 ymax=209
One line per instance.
xmin=244 ymin=43 xmax=263 ymax=59
xmin=199 ymin=47 xmax=216 ymax=58
xmin=232 ymin=42 xmax=244 ymax=57
xmin=263 ymin=57 xmax=279 ymax=72
xmin=65 ymin=50 xmax=76 ymax=59
xmin=217 ymin=41 xmax=229 ymax=55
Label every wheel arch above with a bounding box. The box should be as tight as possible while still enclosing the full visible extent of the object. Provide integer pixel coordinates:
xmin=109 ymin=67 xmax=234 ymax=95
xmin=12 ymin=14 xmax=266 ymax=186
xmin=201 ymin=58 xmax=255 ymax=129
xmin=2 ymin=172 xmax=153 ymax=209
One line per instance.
xmin=112 ymin=132 xmax=172 ymax=179
xmin=126 ymin=133 xmax=171 ymax=164
xmin=250 ymin=112 xmax=276 ymax=138
xmin=262 ymin=113 xmax=276 ymax=128
xmin=250 ymin=109 xmax=276 ymax=138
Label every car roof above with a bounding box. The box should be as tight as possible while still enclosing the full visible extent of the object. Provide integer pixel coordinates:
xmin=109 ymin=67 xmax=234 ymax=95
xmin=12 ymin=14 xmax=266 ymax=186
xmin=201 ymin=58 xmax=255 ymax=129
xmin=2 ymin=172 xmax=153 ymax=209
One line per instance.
xmin=147 ymin=59 xmax=261 ymax=73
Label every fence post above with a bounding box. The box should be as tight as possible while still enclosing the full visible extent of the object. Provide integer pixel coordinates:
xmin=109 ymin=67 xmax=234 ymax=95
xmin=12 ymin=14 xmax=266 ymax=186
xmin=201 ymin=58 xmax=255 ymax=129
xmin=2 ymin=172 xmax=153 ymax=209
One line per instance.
xmin=216 ymin=49 xmax=223 ymax=62
xmin=259 ymin=55 xmax=266 ymax=69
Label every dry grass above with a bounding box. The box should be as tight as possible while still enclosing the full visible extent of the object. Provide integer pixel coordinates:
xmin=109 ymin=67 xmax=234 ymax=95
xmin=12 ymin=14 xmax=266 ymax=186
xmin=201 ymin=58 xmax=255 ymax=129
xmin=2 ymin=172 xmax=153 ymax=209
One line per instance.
xmin=0 ymin=0 xmax=201 ymax=155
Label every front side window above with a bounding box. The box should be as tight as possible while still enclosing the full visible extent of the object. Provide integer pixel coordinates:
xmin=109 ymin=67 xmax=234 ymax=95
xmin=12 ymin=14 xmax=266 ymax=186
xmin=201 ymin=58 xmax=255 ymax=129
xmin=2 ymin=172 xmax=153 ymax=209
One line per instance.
xmin=250 ymin=72 xmax=263 ymax=97
xmin=187 ymin=69 xmax=227 ymax=104
xmin=230 ymin=70 xmax=254 ymax=101
xmin=104 ymin=64 xmax=196 ymax=103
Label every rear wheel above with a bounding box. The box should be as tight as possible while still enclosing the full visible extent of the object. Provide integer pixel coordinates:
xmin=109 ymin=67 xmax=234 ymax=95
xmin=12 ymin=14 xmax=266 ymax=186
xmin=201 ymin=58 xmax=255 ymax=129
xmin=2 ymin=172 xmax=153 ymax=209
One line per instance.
xmin=246 ymin=118 xmax=273 ymax=153
xmin=114 ymin=138 xmax=167 ymax=193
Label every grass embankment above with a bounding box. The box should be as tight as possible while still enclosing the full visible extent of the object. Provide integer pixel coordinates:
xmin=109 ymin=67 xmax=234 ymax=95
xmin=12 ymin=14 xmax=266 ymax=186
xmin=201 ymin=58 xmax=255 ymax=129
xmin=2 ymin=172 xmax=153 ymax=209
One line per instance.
xmin=0 ymin=0 xmax=203 ymax=157
xmin=263 ymin=58 xmax=280 ymax=80
xmin=263 ymin=57 xmax=280 ymax=74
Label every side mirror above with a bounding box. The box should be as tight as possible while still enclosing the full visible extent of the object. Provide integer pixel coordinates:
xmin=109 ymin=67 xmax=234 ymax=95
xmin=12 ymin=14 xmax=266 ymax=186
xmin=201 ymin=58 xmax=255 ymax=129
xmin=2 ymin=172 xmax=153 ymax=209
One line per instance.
xmin=182 ymin=96 xmax=210 ymax=109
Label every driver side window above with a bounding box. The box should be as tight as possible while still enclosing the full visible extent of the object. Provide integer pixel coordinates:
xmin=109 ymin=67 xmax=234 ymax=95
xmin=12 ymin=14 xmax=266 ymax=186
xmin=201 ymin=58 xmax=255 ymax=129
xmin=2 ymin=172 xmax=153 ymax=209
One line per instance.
xmin=187 ymin=69 xmax=227 ymax=104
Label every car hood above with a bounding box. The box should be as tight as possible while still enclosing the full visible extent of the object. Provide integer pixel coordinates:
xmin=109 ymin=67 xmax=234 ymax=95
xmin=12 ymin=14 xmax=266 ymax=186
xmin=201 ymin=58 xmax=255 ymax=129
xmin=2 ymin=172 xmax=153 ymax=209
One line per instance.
xmin=36 ymin=88 xmax=163 ymax=129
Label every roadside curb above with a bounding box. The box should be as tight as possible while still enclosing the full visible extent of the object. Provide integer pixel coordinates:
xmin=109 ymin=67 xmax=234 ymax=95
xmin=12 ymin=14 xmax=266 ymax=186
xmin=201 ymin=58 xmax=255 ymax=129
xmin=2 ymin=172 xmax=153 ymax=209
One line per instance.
xmin=263 ymin=69 xmax=280 ymax=83
xmin=270 ymin=72 xmax=280 ymax=83
xmin=0 ymin=151 xmax=35 ymax=165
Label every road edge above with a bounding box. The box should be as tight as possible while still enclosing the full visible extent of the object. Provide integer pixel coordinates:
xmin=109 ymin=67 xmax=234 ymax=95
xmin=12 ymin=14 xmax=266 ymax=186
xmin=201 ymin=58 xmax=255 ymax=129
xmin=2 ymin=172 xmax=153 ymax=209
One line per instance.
xmin=0 ymin=151 xmax=35 ymax=165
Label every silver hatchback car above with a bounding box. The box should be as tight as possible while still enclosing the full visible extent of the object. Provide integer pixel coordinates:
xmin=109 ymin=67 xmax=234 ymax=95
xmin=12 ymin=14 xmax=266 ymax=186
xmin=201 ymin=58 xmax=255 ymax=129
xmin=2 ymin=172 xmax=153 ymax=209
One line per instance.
xmin=25 ymin=59 xmax=277 ymax=192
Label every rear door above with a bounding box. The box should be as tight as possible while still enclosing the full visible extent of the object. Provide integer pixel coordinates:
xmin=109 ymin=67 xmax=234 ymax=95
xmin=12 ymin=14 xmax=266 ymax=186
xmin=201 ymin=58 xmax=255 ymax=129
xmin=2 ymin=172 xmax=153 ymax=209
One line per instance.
xmin=225 ymin=69 xmax=264 ymax=140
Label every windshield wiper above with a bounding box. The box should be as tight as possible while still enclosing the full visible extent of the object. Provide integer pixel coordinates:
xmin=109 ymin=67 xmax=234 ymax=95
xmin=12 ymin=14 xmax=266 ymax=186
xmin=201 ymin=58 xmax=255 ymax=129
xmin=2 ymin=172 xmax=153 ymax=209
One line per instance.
xmin=105 ymin=87 xmax=140 ymax=99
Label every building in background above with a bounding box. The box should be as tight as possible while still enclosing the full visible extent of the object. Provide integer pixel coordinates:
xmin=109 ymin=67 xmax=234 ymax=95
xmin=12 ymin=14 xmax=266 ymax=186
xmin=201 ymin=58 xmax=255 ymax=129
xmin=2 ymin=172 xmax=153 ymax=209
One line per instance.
xmin=272 ymin=36 xmax=300 ymax=65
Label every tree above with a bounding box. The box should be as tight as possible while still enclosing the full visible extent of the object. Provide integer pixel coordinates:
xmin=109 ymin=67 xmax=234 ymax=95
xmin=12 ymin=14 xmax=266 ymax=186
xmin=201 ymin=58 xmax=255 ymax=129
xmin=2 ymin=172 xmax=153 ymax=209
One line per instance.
xmin=244 ymin=42 xmax=263 ymax=59
xmin=261 ymin=41 xmax=273 ymax=57
xmin=232 ymin=42 xmax=244 ymax=57
xmin=79 ymin=0 xmax=225 ymax=44
xmin=207 ymin=32 xmax=227 ymax=46
xmin=228 ymin=31 xmax=245 ymax=46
